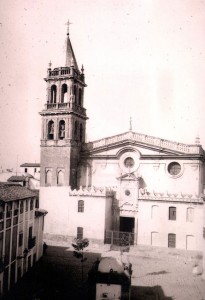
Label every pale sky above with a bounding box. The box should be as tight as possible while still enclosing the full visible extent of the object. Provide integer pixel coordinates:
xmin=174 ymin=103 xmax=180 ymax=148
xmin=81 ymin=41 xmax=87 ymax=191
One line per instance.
xmin=0 ymin=0 xmax=205 ymax=170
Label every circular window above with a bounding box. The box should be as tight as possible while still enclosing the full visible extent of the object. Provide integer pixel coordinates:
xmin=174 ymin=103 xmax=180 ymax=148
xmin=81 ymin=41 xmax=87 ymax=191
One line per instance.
xmin=168 ymin=162 xmax=181 ymax=176
xmin=125 ymin=190 xmax=131 ymax=196
xmin=124 ymin=157 xmax=135 ymax=168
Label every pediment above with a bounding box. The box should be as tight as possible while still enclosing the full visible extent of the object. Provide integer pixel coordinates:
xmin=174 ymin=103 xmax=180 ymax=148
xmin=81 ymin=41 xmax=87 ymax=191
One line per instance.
xmin=84 ymin=131 xmax=203 ymax=157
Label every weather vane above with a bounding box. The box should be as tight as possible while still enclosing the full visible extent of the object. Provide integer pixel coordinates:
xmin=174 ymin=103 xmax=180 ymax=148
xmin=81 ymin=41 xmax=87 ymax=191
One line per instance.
xmin=65 ymin=19 xmax=72 ymax=35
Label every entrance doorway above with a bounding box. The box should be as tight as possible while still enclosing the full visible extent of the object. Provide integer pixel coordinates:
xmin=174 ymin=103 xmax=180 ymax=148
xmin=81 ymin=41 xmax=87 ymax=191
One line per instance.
xmin=120 ymin=217 xmax=135 ymax=233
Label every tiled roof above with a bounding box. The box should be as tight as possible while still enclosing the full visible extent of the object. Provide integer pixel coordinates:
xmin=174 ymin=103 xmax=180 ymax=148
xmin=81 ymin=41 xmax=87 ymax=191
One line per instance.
xmin=20 ymin=163 xmax=40 ymax=167
xmin=0 ymin=182 xmax=37 ymax=202
xmin=7 ymin=176 xmax=26 ymax=182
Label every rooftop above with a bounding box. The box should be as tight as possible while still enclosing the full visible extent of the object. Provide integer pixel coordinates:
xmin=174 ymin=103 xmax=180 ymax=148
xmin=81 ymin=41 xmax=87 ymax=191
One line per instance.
xmin=0 ymin=182 xmax=37 ymax=202
xmin=20 ymin=163 xmax=40 ymax=167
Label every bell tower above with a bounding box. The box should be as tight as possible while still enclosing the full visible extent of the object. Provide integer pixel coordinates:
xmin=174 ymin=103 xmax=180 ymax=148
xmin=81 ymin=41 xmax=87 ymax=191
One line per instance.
xmin=40 ymin=25 xmax=87 ymax=188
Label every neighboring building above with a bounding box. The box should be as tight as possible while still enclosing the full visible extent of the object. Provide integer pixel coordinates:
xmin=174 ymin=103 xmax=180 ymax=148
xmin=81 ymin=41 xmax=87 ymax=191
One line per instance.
xmin=0 ymin=182 xmax=47 ymax=296
xmin=20 ymin=163 xmax=40 ymax=177
xmin=7 ymin=175 xmax=29 ymax=187
xmin=39 ymin=26 xmax=205 ymax=276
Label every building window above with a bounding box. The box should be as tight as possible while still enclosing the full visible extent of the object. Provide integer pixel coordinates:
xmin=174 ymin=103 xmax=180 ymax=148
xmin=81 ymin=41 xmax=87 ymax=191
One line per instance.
xmin=45 ymin=170 xmax=52 ymax=186
xmin=57 ymin=170 xmax=64 ymax=186
xmin=13 ymin=202 xmax=18 ymax=216
xmin=78 ymin=200 xmax=84 ymax=213
xmin=18 ymin=232 xmax=23 ymax=247
xmin=78 ymin=88 xmax=82 ymax=106
xmin=74 ymin=121 xmax=78 ymax=140
xmin=0 ymin=205 xmax=3 ymax=220
xmin=51 ymin=85 xmax=57 ymax=103
xmin=25 ymin=168 xmax=27 ymax=173
xmin=20 ymin=201 xmax=24 ymax=214
xmin=168 ymin=233 xmax=176 ymax=248
xmin=61 ymin=84 xmax=67 ymax=103
xmin=79 ymin=124 xmax=83 ymax=142
xmin=169 ymin=207 xmax=176 ymax=220
xmin=29 ymin=227 xmax=32 ymax=239
xmin=168 ymin=162 xmax=181 ymax=176
xmin=25 ymin=200 xmax=28 ymax=212
xmin=59 ymin=120 xmax=65 ymax=140
xmin=124 ymin=157 xmax=135 ymax=168
xmin=74 ymin=85 xmax=77 ymax=102
xmin=77 ymin=227 xmax=83 ymax=240
xmin=186 ymin=207 xmax=194 ymax=222
xmin=48 ymin=120 xmax=54 ymax=140
xmin=34 ymin=168 xmax=37 ymax=173
xmin=30 ymin=199 xmax=33 ymax=211
xmin=6 ymin=204 xmax=12 ymax=218
xmin=151 ymin=205 xmax=158 ymax=219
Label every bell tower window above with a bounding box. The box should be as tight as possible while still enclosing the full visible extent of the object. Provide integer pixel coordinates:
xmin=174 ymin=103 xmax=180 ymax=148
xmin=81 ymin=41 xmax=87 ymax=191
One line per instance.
xmin=48 ymin=120 xmax=54 ymax=140
xmin=51 ymin=85 xmax=57 ymax=103
xmin=74 ymin=121 xmax=78 ymax=140
xmin=74 ymin=85 xmax=77 ymax=103
xmin=79 ymin=88 xmax=82 ymax=106
xmin=61 ymin=84 xmax=67 ymax=103
xmin=80 ymin=124 xmax=83 ymax=142
xmin=59 ymin=120 xmax=65 ymax=140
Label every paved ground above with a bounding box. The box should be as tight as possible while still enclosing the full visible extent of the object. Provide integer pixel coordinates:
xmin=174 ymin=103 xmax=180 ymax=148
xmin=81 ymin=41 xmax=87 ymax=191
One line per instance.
xmin=3 ymin=244 xmax=205 ymax=300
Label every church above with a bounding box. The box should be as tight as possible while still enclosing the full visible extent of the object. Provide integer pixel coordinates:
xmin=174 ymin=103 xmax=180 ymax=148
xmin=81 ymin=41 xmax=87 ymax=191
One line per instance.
xmin=39 ymin=26 xmax=205 ymax=259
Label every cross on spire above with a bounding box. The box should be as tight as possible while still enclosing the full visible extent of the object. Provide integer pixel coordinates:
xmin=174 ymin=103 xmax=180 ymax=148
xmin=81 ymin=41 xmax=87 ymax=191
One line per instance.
xmin=65 ymin=19 xmax=72 ymax=35
xmin=129 ymin=116 xmax=132 ymax=131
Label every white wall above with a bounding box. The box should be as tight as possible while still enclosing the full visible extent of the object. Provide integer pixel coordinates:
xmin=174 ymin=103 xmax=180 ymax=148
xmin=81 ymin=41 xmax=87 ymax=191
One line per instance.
xmin=137 ymin=200 xmax=204 ymax=250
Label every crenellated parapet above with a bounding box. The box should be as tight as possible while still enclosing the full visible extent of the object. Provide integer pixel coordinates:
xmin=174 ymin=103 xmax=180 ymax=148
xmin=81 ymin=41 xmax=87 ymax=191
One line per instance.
xmin=139 ymin=188 xmax=203 ymax=203
xmin=69 ymin=186 xmax=117 ymax=197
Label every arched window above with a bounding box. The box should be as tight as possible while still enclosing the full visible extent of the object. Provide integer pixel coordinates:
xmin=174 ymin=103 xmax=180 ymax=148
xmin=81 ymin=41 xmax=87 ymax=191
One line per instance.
xmin=151 ymin=205 xmax=159 ymax=219
xmin=78 ymin=200 xmax=84 ymax=212
xmin=59 ymin=120 xmax=65 ymax=140
xmin=74 ymin=85 xmax=77 ymax=103
xmin=48 ymin=120 xmax=54 ymax=140
xmin=79 ymin=124 xmax=83 ymax=142
xmin=61 ymin=84 xmax=67 ymax=103
xmin=57 ymin=170 xmax=64 ymax=186
xmin=45 ymin=170 xmax=52 ymax=186
xmin=187 ymin=207 xmax=194 ymax=222
xmin=51 ymin=85 xmax=57 ymax=103
xmin=78 ymin=88 xmax=82 ymax=106
xmin=74 ymin=121 xmax=78 ymax=140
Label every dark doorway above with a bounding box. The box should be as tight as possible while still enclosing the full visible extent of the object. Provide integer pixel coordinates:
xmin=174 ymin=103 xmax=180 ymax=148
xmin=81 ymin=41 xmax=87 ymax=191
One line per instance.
xmin=120 ymin=217 xmax=135 ymax=233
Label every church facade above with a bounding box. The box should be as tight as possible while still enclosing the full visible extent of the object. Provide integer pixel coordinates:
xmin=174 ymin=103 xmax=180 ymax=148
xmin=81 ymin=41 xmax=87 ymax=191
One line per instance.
xmin=39 ymin=27 xmax=205 ymax=263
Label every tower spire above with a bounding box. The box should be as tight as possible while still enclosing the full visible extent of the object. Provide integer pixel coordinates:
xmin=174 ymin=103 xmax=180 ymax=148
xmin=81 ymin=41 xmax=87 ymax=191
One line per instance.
xmin=65 ymin=19 xmax=79 ymax=70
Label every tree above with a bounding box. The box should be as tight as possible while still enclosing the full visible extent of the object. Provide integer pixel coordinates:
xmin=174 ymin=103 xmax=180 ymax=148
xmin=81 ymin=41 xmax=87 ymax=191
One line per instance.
xmin=72 ymin=238 xmax=89 ymax=282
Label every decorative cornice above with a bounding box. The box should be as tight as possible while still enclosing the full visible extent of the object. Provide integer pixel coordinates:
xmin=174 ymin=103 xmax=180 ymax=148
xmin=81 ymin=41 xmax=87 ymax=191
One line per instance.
xmin=139 ymin=189 xmax=203 ymax=204
xmin=69 ymin=186 xmax=116 ymax=197
xmin=85 ymin=131 xmax=204 ymax=155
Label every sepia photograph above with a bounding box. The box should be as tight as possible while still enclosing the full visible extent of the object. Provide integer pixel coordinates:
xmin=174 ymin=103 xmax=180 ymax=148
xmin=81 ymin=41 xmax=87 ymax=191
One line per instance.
xmin=0 ymin=0 xmax=205 ymax=299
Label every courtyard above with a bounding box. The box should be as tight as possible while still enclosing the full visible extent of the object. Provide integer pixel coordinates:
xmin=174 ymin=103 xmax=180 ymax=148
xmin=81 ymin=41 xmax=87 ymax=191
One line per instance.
xmin=3 ymin=244 xmax=205 ymax=300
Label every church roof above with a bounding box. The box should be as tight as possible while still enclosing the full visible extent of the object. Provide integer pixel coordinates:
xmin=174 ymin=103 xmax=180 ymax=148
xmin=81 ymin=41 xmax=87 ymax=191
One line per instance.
xmin=85 ymin=131 xmax=204 ymax=156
